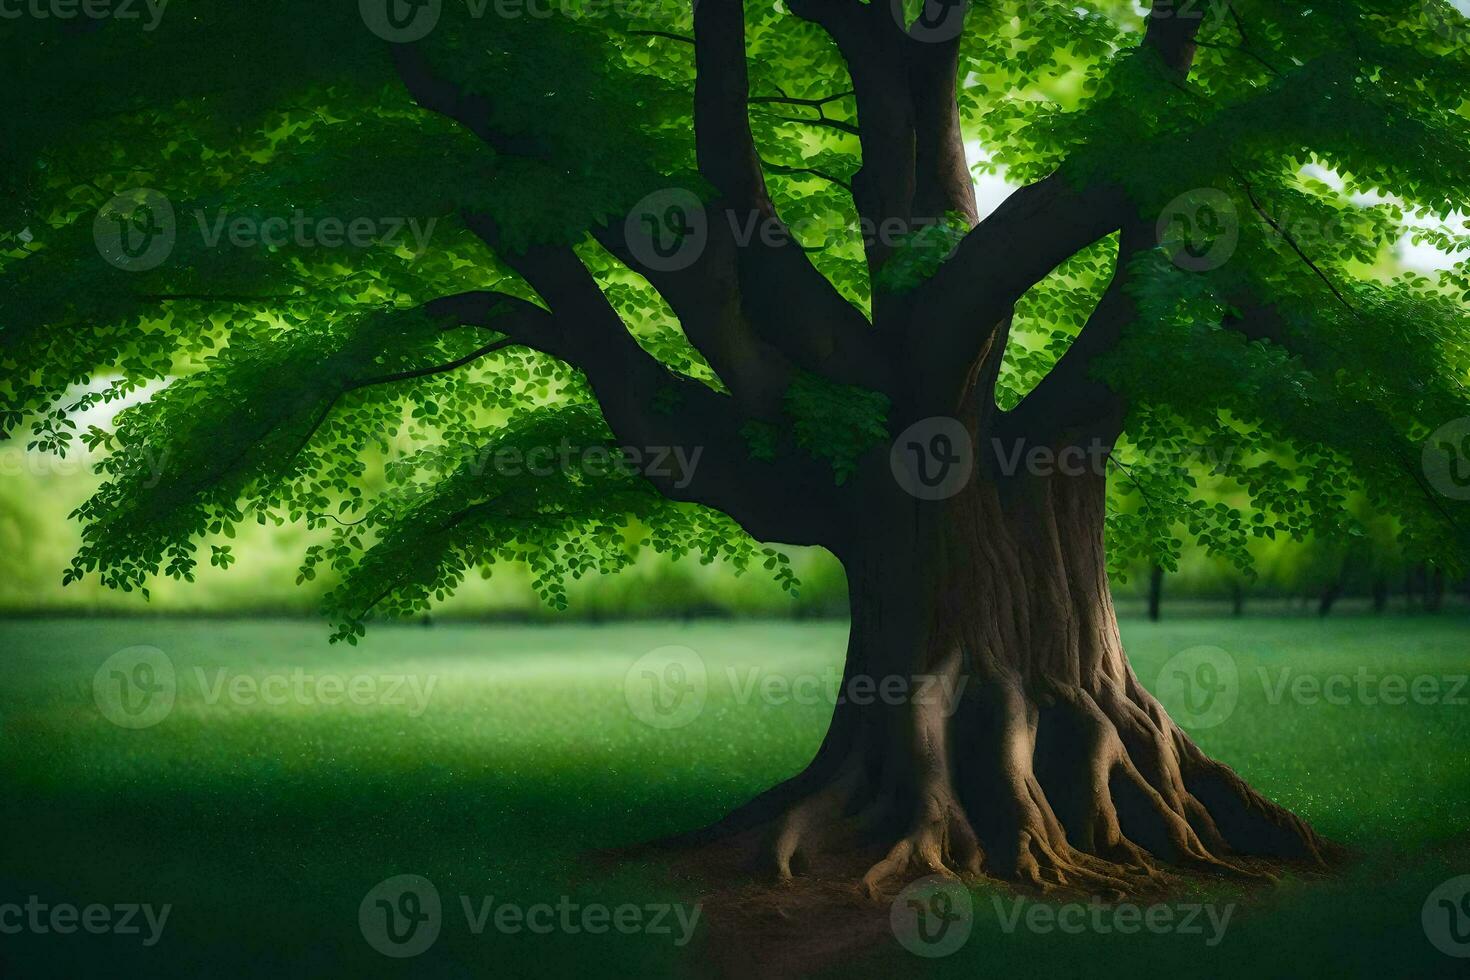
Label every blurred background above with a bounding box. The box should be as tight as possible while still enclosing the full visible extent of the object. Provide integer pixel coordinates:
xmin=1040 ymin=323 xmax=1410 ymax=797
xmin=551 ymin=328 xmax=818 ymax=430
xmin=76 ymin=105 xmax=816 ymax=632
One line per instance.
xmin=2 ymin=439 xmax=1463 ymax=621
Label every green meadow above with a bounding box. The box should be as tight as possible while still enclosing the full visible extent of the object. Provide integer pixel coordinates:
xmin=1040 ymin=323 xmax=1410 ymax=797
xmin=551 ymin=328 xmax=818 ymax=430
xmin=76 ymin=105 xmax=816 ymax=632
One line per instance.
xmin=2 ymin=614 xmax=1468 ymax=977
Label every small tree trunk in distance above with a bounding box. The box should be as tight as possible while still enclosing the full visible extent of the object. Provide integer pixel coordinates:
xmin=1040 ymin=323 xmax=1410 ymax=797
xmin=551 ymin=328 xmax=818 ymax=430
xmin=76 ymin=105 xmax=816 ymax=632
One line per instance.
xmin=1147 ymin=565 xmax=1164 ymax=622
xmin=1428 ymin=566 xmax=1445 ymax=613
xmin=1407 ymin=564 xmax=1429 ymax=611
xmin=1318 ymin=581 xmax=1341 ymax=617
xmin=1231 ymin=580 xmax=1245 ymax=617
xmin=1372 ymin=578 xmax=1389 ymax=614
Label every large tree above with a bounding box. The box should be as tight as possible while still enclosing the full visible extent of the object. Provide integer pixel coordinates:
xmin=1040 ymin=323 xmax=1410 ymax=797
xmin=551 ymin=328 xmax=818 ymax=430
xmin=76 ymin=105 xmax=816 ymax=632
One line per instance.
xmin=4 ymin=0 xmax=1468 ymax=894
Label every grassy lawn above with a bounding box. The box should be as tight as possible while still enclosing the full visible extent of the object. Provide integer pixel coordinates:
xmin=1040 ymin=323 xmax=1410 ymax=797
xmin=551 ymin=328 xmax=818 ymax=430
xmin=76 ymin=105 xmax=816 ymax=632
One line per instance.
xmin=2 ymin=615 xmax=1468 ymax=977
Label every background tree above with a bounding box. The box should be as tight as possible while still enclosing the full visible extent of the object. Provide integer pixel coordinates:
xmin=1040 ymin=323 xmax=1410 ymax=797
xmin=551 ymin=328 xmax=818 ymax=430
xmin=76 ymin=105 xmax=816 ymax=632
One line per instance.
xmin=4 ymin=0 xmax=1469 ymax=893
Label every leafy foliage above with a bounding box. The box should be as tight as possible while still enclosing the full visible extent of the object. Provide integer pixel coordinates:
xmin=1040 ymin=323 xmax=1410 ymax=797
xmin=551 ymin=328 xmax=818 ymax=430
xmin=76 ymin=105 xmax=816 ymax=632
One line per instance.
xmin=4 ymin=0 xmax=1469 ymax=632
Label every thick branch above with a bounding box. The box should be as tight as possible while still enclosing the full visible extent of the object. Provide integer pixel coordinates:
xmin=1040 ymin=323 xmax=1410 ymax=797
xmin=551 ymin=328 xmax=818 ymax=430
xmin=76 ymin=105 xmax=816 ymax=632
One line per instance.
xmin=906 ymin=4 xmax=977 ymax=225
xmin=458 ymin=222 xmax=847 ymax=545
xmin=389 ymin=44 xmax=543 ymax=157
xmin=907 ymin=173 xmax=1133 ymax=406
xmin=912 ymin=0 xmax=1226 ymax=410
xmin=591 ymin=214 xmax=887 ymax=394
xmin=694 ymin=0 xmax=770 ymax=211
xmin=788 ymin=0 xmax=918 ymax=275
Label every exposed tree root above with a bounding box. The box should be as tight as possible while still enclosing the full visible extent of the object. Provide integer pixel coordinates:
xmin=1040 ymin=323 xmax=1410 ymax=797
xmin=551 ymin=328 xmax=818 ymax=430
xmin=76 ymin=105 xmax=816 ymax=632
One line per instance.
xmin=656 ymin=667 xmax=1339 ymax=909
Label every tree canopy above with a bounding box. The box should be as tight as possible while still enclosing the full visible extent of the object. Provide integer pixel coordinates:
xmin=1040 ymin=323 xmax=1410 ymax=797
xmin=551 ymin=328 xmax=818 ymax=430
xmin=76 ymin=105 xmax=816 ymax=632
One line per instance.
xmin=4 ymin=0 xmax=1468 ymax=640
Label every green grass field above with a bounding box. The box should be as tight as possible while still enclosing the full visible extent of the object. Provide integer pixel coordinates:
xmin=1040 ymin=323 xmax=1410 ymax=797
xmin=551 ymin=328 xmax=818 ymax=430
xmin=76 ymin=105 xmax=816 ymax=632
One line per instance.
xmin=2 ymin=615 xmax=1469 ymax=977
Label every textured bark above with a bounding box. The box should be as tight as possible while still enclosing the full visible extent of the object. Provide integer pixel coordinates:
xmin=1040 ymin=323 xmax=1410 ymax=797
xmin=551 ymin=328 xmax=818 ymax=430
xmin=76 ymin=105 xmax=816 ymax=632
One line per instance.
xmin=677 ymin=469 xmax=1331 ymax=895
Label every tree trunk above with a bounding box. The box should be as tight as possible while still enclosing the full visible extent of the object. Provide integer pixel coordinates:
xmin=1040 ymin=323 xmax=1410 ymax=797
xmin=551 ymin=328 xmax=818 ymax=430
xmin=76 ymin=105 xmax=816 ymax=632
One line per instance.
xmin=1231 ymin=580 xmax=1245 ymax=617
xmin=682 ymin=471 xmax=1329 ymax=893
